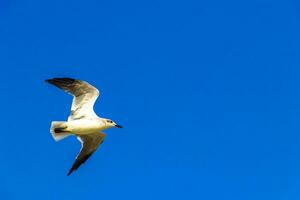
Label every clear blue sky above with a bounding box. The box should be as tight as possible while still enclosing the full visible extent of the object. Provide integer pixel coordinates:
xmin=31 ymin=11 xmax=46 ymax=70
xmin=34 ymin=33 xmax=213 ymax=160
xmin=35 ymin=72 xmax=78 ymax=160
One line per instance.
xmin=0 ymin=0 xmax=300 ymax=199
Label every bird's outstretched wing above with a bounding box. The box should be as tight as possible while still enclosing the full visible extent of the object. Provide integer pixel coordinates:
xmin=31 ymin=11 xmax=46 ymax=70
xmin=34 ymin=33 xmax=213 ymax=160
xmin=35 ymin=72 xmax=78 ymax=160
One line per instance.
xmin=67 ymin=133 xmax=106 ymax=176
xmin=45 ymin=78 xmax=100 ymax=120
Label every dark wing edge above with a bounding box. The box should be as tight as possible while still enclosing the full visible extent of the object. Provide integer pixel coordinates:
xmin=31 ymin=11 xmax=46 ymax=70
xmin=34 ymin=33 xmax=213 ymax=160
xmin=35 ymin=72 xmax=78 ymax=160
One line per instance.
xmin=67 ymin=133 xmax=106 ymax=176
xmin=45 ymin=77 xmax=77 ymax=94
xmin=67 ymin=152 xmax=94 ymax=176
xmin=45 ymin=77 xmax=99 ymax=97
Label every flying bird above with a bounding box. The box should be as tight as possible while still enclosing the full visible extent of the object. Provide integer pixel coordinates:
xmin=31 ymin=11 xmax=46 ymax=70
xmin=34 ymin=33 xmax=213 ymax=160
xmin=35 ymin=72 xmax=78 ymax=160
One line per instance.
xmin=46 ymin=78 xmax=122 ymax=175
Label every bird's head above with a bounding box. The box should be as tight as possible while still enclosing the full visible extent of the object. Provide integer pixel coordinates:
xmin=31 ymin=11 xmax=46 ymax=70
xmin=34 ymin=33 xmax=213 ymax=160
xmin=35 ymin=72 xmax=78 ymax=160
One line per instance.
xmin=104 ymin=118 xmax=123 ymax=129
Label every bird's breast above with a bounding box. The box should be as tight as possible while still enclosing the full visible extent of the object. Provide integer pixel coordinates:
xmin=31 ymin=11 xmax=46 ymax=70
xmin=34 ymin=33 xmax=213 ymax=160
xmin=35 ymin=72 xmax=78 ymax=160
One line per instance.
xmin=66 ymin=119 xmax=104 ymax=134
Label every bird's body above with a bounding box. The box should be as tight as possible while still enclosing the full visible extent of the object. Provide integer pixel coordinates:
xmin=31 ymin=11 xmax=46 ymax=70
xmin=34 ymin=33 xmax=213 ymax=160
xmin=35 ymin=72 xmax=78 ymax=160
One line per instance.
xmin=66 ymin=118 xmax=105 ymax=135
xmin=46 ymin=78 xmax=122 ymax=175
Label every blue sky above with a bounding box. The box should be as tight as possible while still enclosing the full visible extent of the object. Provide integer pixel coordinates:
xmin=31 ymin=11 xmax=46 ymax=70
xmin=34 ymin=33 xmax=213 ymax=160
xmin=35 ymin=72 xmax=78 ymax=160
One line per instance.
xmin=1 ymin=0 xmax=300 ymax=199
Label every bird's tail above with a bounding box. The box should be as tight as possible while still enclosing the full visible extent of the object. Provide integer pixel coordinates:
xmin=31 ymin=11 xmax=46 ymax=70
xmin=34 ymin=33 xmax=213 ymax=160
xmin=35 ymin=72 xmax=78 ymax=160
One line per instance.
xmin=50 ymin=121 xmax=71 ymax=141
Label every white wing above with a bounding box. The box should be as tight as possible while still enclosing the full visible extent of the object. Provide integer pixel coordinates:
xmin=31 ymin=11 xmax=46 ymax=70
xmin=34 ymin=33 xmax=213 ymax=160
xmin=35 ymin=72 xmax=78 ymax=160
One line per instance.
xmin=46 ymin=78 xmax=100 ymax=120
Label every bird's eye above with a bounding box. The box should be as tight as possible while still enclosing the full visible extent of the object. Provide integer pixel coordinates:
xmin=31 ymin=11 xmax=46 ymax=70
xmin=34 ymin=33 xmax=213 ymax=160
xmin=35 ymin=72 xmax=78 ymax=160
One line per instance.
xmin=107 ymin=120 xmax=113 ymax=123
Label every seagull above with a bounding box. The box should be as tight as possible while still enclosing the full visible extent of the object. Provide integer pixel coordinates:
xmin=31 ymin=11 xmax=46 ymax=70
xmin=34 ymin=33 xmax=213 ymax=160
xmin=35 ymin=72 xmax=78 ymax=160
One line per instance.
xmin=45 ymin=78 xmax=122 ymax=175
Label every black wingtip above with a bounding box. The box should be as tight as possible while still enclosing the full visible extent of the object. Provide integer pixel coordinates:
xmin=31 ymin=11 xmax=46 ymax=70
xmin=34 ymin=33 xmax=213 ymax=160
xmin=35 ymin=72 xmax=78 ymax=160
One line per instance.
xmin=67 ymin=165 xmax=76 ymax=176
xmin=67 ymin=164 xmax=78 ymax=176
xmin=67 ymin=162 xmax=78 ymax=176
xmin=66 ymin=152 xmax=94 ymax=176
xmin=67 ymin=170 xmax=73 ymax=176
xmin=45 ymin=77 xmax=76 ymax=83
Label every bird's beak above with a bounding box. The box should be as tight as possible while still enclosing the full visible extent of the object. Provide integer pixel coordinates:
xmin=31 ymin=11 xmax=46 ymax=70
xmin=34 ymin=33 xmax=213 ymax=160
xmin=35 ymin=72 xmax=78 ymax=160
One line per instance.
xmin=115 ymin=124 xmax=123 ymax=128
